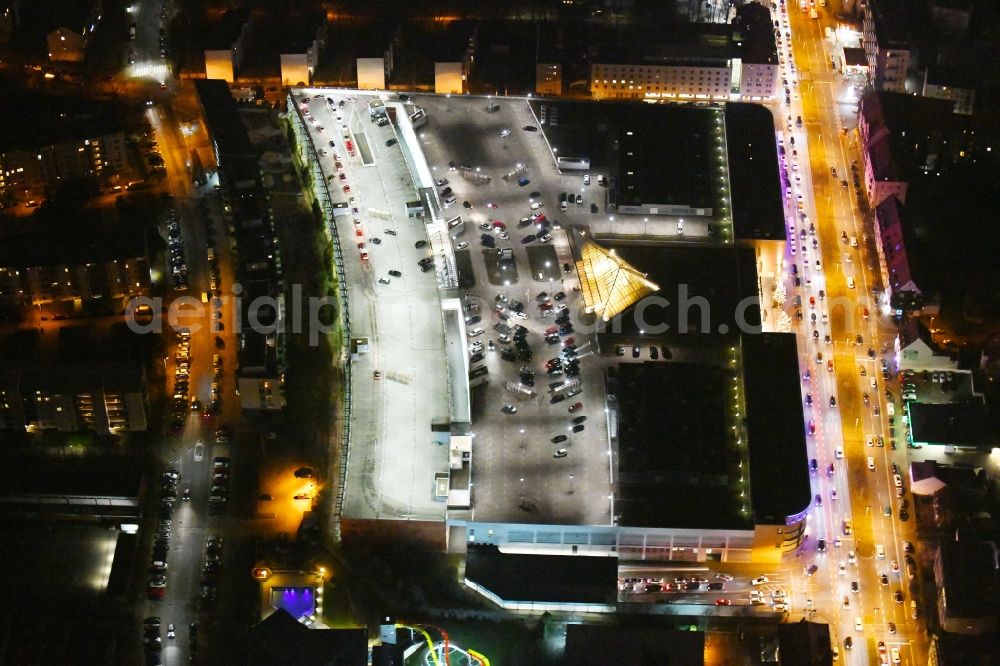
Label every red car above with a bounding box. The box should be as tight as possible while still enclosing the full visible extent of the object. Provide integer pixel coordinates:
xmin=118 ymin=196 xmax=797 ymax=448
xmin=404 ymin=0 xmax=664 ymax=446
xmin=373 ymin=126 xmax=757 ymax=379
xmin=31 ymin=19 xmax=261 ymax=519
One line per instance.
xmin=808 ymin=420 xmax=816 ymax=436
xmin=343 ymin=185 xmax=351 ymax=193
xmin=545 ymin=326 xmax=559 ymax=336
xmin=568 ymin=402 xmax=583 ymax=413
xmin=562 ymin=337 xmax=575 ymax=346
xmin=339 ymin=172 xmax=347 ymax=181
xmin=492 ymin=220 xmax=506 ymax=229
xmin=360 ymin=251 xmax=369 ymax=261
xmin=862 ymin=307 xmax=870 ymax=319
xmin=714 ymin=599 xmax=732 ymax=606
xmin=356 ymin=228 xmax=363 ymax=238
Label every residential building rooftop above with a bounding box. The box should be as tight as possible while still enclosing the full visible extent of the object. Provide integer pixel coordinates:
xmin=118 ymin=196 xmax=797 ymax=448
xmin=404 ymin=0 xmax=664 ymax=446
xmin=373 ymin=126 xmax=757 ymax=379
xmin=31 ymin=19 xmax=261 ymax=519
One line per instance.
xmin=0 ymin=86 xmax=123 ymax=152
xmin=908 ymin=402 xmax=996 ymax=448
xmin=939 ymin=536 xmax=1000 ymax=619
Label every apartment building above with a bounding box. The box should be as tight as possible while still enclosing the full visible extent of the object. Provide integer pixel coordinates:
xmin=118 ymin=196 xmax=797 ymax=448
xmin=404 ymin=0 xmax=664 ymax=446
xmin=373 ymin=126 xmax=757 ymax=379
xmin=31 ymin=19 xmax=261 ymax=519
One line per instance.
xmin=0 ymin=90 xmax=129 ymax=202
xmin=0 ymin=363 xmax=147 ymax=433
xmin=195 ymin=80 xmax=286 ymax=412
xmin=0 ymin=215 xmax=150 ymax=312
xmin=862 ymin=0 xmax=912 ymax=92
xmin=922 ymin=67 xmax=975 ymax=115
xmin=203 ymin=6 xmax=256 ymax=82
xmin=590 ymin=3 xmax=777 ymax=102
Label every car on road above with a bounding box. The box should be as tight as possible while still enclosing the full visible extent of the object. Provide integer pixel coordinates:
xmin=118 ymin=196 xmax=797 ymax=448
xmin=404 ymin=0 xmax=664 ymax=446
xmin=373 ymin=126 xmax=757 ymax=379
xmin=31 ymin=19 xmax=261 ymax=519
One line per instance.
xmin=385 ymin=138 xmax=397 ymax=147
xmin=553 ymin=448 xmax=568 ymax=458
xmin=193 ymin=442 xmax=204 ymax=461
xmin=501 ymin=404 xmax=517 ymax=415
xmin=751 ymin=575 xmax=769 ymax=586
xmin=523 ymin=125 xmax=538 ymax=132
xmin=568 ymin=402 xmax=583 ymax=413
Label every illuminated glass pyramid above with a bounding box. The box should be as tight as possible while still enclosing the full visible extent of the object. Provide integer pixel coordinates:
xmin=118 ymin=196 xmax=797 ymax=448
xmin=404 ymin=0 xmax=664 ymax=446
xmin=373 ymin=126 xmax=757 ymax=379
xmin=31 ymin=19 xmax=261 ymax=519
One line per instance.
xmin=576 ymin=240 xmax=659 ymax=321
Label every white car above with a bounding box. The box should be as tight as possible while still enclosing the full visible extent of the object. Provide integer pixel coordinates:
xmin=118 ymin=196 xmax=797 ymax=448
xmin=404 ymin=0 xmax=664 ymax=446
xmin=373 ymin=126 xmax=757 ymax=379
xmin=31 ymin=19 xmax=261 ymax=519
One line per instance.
xmin=514 ymin=311 xmax=529 ymax=320
xmin=867 ymin=456 xmax=876 ymax=470
xmin=194 ymin=441 xmax=204 ymax=461
xmin=854 ymin=617 xmax=863 ymax=632
xmin=467 ymin=327 xmax=484 ymax=338
xmin=846 ymin=276 xmax=855 ymax=289
xmin=835 ymin=447 xmax=844 ymax=459
xmin=751 ymin=575 xmax=769 ymax=586
xmin=499 ymin=129 xmax=511 ymax=137
xmin=456 ymin=242 xmax=468 ymax=250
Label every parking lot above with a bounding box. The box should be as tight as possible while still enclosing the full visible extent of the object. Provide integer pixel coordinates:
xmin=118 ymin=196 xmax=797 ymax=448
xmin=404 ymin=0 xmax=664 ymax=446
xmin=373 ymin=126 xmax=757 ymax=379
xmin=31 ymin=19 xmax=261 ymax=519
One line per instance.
xmin=296 ymin=90 xmax=741 ymax=529
xmin=296 ymin=90 xmax=451 ymax=523
xmin=401 ymin=94 xmax=625 ymax=525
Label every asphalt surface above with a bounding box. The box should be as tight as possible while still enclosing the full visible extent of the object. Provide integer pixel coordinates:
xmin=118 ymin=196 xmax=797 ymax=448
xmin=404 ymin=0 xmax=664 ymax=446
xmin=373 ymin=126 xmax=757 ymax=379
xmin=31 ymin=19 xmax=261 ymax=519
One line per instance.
xmin=768 ymin=3 xmax=925 ymax=663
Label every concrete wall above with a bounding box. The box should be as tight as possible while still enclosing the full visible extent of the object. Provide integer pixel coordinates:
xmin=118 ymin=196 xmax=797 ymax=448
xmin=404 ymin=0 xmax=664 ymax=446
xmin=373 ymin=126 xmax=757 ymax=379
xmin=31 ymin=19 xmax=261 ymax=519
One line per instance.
xmin=434 ymin=62 xmax=464 ymax=95
xmin=205 ymin=50 xmax=235 ymax=82
xmin=357 ymin=57 xmax=386 ymax=90
xmin=280 ymin=53 xmax=310 ymax=86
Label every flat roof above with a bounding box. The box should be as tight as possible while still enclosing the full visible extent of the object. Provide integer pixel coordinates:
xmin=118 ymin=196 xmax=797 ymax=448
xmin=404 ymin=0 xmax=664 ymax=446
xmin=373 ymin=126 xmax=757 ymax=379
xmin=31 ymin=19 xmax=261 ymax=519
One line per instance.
xmin=525 ymin=99 xmax=717 ymax=210
xmin=724 ymin=103 xmax=786 ymax=242
xmin=0 ymin=362 xmax=144 ymax=394
xmin=0 ymin=453 xmax=143 ymax=498
xmin=203 ymin=6 xmax=253 ymax=50
xmin=465 ymin=545 xmax=617 ymax=605
xmin=0 ymin=84 xmax=123 ymax=152
xmin=0 ymin=204 xmax=147 ymax=268
xmin=775 ymin=622 xmax=832 ymax=666
xmin=940 ymin=538 xmax=1000 ymax=618
xmin=843 ymin=47 xmax=868 ymax=67
xmin=741 ymin=333 xmax=811 ymax=524
xmin=616 ymin=361 xmax=751 ymax=531
xmin=867 ymin=0 xmax=916 ymax=48
xmin=908 ymin=402 xmax=994 ymax=447
xmin=539 ymin=2 xmax=775 ymax=67
xmin=293 ymin=89 xmax=452 ymax=523
xmin=195 ymin=79 xmax=258 ymax=166
xmin=601 ymin=244 xmax=757 ymax=338
xmin=566 ymin=624 xmax=705 ymax=666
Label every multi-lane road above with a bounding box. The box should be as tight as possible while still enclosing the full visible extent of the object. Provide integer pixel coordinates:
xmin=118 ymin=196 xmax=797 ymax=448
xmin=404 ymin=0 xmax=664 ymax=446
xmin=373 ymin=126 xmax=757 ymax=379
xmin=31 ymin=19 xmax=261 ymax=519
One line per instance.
xmin=778 ymin=2 xmax=926 ymax=663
